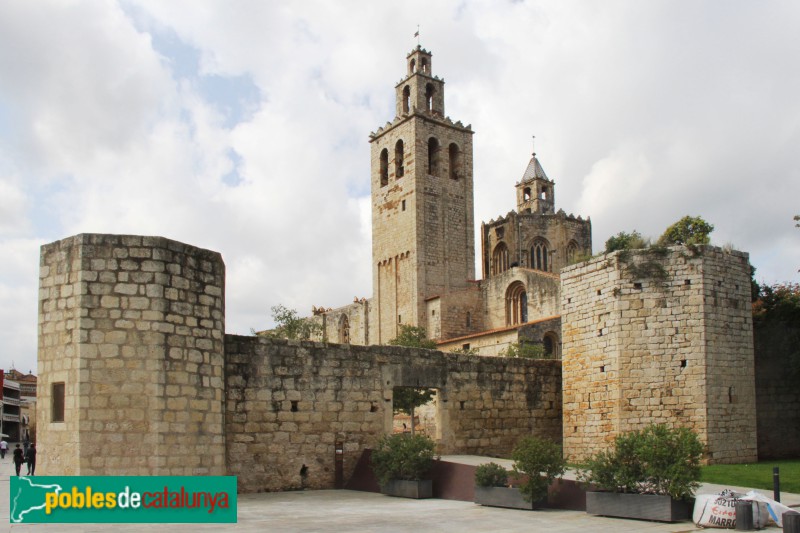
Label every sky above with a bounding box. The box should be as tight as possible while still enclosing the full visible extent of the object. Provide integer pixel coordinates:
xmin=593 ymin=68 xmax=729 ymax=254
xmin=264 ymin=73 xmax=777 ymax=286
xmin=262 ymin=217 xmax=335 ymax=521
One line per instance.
xmin=1 ymin=0 xmax=798 ymax=375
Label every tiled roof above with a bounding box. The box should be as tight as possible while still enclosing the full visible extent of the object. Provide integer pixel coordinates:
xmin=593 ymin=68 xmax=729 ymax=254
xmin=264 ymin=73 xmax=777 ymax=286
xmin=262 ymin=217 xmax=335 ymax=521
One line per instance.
xmin=521 ymin=154 xmax=549 ymax=182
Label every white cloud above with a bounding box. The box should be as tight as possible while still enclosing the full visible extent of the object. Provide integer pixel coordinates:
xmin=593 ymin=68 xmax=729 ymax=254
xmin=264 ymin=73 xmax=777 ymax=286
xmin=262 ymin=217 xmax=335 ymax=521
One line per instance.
xmin=1 ymin=0 xmax=799 ymax=374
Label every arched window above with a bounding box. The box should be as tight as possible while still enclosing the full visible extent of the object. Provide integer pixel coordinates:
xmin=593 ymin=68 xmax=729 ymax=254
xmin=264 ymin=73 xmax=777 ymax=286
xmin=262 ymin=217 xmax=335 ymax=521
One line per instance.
xmin=505 ymin=281 xmax=528 ymax=326
xmin=540 ymin=187 xmax=548 ymax=200
xmin=421 ymin=57 xmax=428 ymax=73
xmin=425 ymin=83 xmax=434 ymax=112
xmin=380 ymin=148 xmax=389 ymax=186
xmin=339 ymin=315 xmax=350 ymax=344
xmin=523 ymin=187 xmax=531 ymax=201
xmin=448 ymin=143 xmax=460 ymax=180
xmin=543 ymin=331 xmax=560 ymax=359
xmin=427 ymin=137 xmax=440 ymax=176
xmin=531 ymin=239 xmax=549 ymax=272
xmin=492 ymin=242 xmax=509 ymax=276
xmin=410 ymin=59 xmax=416 ymax=73
xmin=566 ymin=240 xmax=579 ymax=265
xmin=402 ymin=86 xmax=410 ymax=114
xmin=395 ymin=140 xmax=404 ymax=178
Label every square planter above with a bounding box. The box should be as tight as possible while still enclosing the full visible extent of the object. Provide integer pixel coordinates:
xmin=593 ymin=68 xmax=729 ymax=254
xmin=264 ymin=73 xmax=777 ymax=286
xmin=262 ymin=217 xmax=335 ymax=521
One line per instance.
xmin=381 ymin=479 xmax=433 ymax=499
xmin=474 ymin=486 xmax=546 ymax=510
xmin=585 ymin=492 xmax=690 ymax=522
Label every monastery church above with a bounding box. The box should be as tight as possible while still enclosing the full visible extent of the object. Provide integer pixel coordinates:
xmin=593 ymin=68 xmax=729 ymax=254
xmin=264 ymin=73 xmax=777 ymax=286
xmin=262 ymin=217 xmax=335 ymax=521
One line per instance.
xmin=311 ymin=46 xmax=592 ymax=357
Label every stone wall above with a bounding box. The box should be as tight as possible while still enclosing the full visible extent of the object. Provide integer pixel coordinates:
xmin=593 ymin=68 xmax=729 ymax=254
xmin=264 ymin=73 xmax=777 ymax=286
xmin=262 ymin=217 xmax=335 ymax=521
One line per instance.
xmin=37 ymin=234 xmax=226 ymax=475
xmin=481 ymin=267 xmax=560 ymax=331
xmin=224 ymin=335 xmax=561 ymax=493
xmin=561 ymin=246 xmax=757 ymax=464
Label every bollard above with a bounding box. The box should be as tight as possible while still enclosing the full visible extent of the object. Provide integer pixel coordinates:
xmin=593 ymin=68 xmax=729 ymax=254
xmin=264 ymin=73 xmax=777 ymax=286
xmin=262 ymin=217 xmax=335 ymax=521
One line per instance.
xmin=735 ymin=500 xmax=754 ymax=531
xmin=785 ymin=511 xmax=800 ymax=533
xmin=774 ymin=466 xmax=781 ymax=502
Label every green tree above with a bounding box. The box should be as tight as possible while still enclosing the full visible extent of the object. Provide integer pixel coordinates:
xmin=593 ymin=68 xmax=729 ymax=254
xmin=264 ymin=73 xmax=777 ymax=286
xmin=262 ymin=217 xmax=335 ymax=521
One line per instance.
xmin=388 ymin=325 xmax=437 ymax=349
xmin=260 ymin=304 xmax=322 ymax=340
xmin=500 ymin=342 xmax=546 ymax=359
xmin=657 ymin=215 xmax=714 ymax=246
xmin=604 ymin=230 xmax=647 ymax=253
xmin=388 ymin=325 xmax=437 ymax=434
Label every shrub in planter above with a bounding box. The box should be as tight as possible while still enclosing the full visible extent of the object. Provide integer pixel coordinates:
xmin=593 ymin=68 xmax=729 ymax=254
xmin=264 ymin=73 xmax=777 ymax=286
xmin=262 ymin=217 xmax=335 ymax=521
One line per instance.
xmin=578 ymin=424 xmax=703 ymax=499
xmin=511 ymin=436 xmax=566 ymax=503
xmin=371 ymin=433 xmax=435 ymax=487
xmin=475 ymin=462 xmax=510 ymax=488
xmin=578 ymin=424 xmax=704 ymax=522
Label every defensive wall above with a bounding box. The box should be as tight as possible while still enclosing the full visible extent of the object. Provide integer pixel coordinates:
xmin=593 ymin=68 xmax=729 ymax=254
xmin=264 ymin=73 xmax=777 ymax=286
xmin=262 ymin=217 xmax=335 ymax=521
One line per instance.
xmin=37 ymin=234 xmax=561 ymax=491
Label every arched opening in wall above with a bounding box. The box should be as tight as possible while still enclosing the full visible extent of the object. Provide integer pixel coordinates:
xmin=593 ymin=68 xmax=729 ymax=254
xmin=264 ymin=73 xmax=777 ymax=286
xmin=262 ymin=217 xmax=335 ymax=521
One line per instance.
xmin=448 ymin=143 xmax=460 ymax=180
xmin=339 ymin=315 xmax=350 ymax=344
xmin=395 ymin=140 xmax=405 ymax=178
xmin=421 ymin=57 xmax=428 ymax=73
xmin=566 ymin=240 xmax=579 ymax=265
xmin=505 ymin=281 xmax=528 ymax=326
xmin=531 ymin=239 xmax=550 ymax=272
xmin=380 ymin=148 xmax=389 ymax=186
xmin=543 ymin=331 xmax=560 ymax=359
xmin=402 ymin=85 xmax=410 ymax=114
xmin=427 ymin=137 xmax=440 ymax=176
xmin=492 ymin=242 xmax=509 ymax=276
xmin=391 ymin=386 xmax=439 ymax=439
xmin=540 ymin=187 xmax=548 ymax=200
xmin=410 ymin=59 xmax=416 ymax=73
xmin=523 ymin=187 xmax=531 ymax=201
xmin=425 ymin=83 xmax=435 ymax=112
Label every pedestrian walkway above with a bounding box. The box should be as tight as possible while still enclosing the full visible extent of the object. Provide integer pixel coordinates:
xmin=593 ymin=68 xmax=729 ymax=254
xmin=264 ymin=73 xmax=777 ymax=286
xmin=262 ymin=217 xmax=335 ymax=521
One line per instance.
xmin=0 ymin=453 xmax=795 ymax=532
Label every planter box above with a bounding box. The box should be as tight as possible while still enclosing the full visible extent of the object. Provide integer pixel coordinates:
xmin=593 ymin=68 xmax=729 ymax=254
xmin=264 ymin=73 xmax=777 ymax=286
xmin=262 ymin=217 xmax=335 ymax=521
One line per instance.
xmin=585 ymin=492 xmax=690 ymax=522
xmin=474 ymin=486 xmax=546 ymax=510
xmin=381 ymin=479 xmax=433 ymax=499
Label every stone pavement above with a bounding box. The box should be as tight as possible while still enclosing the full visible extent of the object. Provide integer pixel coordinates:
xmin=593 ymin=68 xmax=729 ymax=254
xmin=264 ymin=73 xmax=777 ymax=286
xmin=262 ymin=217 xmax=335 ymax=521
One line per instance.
xmin=0 ymin=453 xmax=795 ymax=532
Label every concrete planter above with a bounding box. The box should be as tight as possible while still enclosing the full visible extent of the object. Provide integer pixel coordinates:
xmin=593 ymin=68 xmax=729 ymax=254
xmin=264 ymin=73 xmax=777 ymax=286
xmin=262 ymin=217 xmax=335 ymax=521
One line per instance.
xmin=381 ymin=479 xmax=433 ymax=499
xmin=474 ymin=486 xmax=546 ymax=510
xmin=585 ymin=492 xmax=690 ymax=522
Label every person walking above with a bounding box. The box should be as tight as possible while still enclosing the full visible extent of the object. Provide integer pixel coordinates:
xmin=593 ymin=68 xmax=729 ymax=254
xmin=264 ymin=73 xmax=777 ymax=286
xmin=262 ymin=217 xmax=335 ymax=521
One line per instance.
xmin=12 ymin=444 xmax=24 ymax=476
xmin=24 ymin=444 xmax=36 ymax=475
xmin=0 ymin=439 xmax=8 ymax=459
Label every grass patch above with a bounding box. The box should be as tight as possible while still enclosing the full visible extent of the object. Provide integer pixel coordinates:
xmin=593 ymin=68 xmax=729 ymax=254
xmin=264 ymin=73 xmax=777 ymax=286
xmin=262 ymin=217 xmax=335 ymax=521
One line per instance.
xmin=701 ymin=460 xmax=800 ymax=493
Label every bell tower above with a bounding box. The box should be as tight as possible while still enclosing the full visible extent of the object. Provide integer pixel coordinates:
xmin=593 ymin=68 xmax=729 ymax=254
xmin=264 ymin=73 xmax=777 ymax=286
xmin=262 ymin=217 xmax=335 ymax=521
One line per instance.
xmin=369 ymin=46 xmax=475 ymax=343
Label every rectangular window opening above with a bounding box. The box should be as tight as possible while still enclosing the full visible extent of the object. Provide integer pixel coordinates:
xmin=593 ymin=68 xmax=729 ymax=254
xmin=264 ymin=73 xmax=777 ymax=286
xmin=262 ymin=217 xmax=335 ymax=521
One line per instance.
xmin=52 ymin=382 xmax=65 ymax=422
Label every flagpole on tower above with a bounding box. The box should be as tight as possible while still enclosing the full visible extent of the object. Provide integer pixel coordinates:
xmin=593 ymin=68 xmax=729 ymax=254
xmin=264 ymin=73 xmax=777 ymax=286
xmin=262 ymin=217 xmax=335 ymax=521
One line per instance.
xmin=414 ymin=25 xmax=420 ymax=46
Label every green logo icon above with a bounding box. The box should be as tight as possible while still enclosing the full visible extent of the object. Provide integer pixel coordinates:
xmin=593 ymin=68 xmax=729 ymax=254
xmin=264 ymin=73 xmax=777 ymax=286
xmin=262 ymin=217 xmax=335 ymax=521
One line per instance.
xmin=10 ymin=476 xmax=237 ymax=523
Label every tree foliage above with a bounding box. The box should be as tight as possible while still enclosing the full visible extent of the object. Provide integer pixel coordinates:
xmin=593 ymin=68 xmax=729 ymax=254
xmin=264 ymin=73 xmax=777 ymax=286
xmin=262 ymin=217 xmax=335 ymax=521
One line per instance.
xmin=657 ymin=215 xmax=714 ymax=246
xmin=752 ymin=282 xmax=800 ymax=373
xmin=500 ymin=342 xmax=546 ymax=359
xmin=388 ymin=325 xmax=437 ymax=349
xmin=604 ymin=230 xmax=647 ymax=253
xmin=261 ymin=304 xmax=322 ymax=340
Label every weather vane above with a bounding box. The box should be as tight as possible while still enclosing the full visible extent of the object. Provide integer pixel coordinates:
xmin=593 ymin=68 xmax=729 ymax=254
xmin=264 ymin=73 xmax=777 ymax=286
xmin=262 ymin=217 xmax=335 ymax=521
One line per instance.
xmin=532 ymin=135 xmax=536 ymax=156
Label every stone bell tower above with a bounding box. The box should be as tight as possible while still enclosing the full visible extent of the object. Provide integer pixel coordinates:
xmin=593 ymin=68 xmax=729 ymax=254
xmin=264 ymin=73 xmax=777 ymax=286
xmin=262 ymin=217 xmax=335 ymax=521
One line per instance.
xmin=369 ymin=46 xmax=475 ymax=343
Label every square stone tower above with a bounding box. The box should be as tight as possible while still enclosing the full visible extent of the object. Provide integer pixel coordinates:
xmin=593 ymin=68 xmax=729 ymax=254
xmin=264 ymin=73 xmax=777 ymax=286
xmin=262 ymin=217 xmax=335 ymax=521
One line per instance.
xmin=561 ymin=246 xmax=757 ymax=464
xmin=369 ymin=46 xmax=476 ymax=343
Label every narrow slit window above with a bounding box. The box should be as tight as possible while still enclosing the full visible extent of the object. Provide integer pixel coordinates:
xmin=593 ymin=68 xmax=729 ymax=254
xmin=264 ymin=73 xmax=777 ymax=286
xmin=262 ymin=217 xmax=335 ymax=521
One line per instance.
xmin=52 ymin=382 xmax=65 ymax=422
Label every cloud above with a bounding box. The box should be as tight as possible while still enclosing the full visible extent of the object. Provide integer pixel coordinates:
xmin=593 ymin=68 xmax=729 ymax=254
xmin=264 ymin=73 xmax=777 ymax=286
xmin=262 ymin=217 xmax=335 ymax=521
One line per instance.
xmin=1 ymin=0 xmax=799 ymax=374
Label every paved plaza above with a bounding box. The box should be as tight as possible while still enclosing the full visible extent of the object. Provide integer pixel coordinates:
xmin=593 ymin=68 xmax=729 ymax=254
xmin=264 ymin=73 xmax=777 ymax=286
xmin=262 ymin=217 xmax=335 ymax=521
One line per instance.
xmin=1 ymin=452 xmax=796 ymax=532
